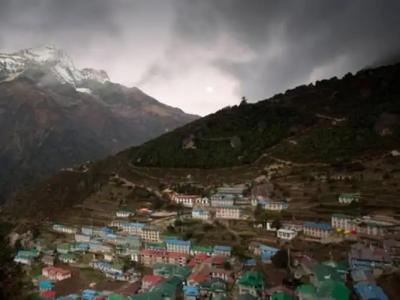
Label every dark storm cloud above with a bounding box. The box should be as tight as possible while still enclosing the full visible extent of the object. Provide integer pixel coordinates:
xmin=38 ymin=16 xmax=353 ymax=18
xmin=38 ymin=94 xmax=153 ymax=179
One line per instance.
xmin=0 ymin=0 xmax=400 ymax=114
xmin=166 ymin=0 xmax=400 ymax=101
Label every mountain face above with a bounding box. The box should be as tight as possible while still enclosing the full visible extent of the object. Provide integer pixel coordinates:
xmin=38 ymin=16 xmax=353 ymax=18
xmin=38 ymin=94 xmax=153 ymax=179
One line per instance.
xmin=4 ymin=62 xmax=400 ymax=222
xmin=0 ymin=45 xmax=197 ymax=203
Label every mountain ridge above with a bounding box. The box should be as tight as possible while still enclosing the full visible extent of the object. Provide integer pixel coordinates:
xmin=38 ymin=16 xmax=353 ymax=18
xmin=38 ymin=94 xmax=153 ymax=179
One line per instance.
xmin=0 ymin=45 xmax=198 ymax=204
xmin=3 ymin=61 xmax=400 ymax=222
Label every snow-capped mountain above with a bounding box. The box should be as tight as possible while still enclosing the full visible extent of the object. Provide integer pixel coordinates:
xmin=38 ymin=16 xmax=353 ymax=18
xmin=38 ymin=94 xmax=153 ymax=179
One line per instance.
xmin=0 ymin=45 xmax=109 ymax=87
xmin=0 ymin=45 xmax=198 ymax=205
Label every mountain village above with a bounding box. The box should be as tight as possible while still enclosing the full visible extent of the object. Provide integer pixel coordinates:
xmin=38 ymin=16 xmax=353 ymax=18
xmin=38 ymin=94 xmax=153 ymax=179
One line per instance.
xmin=12 ymin=173 xmax=400 ymax=300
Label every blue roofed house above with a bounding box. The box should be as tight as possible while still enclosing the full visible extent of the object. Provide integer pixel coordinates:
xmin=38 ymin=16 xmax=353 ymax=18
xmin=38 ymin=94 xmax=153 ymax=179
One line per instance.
xmin=165 ymin=239 xmax=191 ymax=254
xmin=354 ymin=282 xmax=389 ymax=300
xmin=39 ymin=279 xmax=53 ymax=291
xmin=258 ymin=245 xmax=279 ymax=263
xmin=14 ymin=249 xmax=39 ymax=265
xmin=183 ymin=285 xmax=200 ymax=300
xmin=213 ymin=245 xmax=232 ymax=257
xmin=81 ymin=289 xmax=99 ymax=300
xmin=192 ymin=207 xmax=211 ymax=221
xmin=303 ymin=222 xmax=332 ymax=239
xmin=348 ymin=243 xmax=392 ymax=270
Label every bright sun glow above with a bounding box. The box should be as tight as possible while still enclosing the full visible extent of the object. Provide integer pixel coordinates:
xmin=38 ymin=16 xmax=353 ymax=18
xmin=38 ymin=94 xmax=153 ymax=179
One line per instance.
xmin=205 ymin=86 xmax=214 ymax=93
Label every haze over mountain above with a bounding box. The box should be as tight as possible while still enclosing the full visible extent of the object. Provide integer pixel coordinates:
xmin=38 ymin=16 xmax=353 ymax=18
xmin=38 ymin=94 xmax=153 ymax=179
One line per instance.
xmin=0 ymin=45 xmax=197 ymax=204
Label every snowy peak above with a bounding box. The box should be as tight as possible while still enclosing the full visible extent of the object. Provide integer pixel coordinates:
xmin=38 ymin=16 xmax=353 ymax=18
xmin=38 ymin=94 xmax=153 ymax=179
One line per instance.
xmin=81 ymin=68 xmax=109 ymax=83
xmin=0 ymin=45 xmax=109 ymax=87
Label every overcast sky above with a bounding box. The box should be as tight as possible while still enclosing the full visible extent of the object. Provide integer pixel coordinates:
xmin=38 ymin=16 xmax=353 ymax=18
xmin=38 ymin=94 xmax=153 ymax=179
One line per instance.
xmin=1 ymin=0 xmax=400 ymax=115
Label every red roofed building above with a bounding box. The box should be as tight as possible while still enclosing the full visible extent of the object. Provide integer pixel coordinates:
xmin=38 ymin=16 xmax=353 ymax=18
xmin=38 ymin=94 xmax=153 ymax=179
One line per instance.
xmin=140 ymin=249 xmax=189 ymax=266
xmin=142 ymin=275 xmax=164 ymax=291
xmin=42 ymin=267 xmax=71 ymax=281
xmin=187 ymin=267 xmax=211 ymax=286
xmin=40 ymin=290 xmax=56 ymax=299
xmin=188 ymin=253 xmax=209 ymax=268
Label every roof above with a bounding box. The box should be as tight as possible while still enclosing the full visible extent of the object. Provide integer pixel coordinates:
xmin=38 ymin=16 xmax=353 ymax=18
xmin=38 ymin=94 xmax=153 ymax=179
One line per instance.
xmin=317 ymin=279 xmax=350 ymax=300
xmin=165 ymin=239 xmax=191 ymax=246
xmin=127 ymin=222 xmax=145 ymax=228
xmin=237 ymin=271 xmax=264 ymax=289
xmin=311 ymin=264 xmax=342 ymax=282
xmin=332 ymin=213 xmax=353 ymax=219
xmin=192 ymin=245 xmax=213 ymax=253
xmin=183 ymin=285 xmax=200 ymax=296
xmin=296 ymin=284 xmax=316 ymax=295
xmin=271 ymin=292 xmax=294 ymax=300
xmin=304 ymin=222 xmax=331 ymax=230
xmin=107 ymin=293 xmax=130 ymax=300
xmin=142 ymin=274 xmax=163 ymax=284
xmin=39 ymin=280 xmax=53 ymax=289
xmin=213 ymin=245 xmax=232 ymax=252
xmin=354 ymin=282 xmax=389 ymax=300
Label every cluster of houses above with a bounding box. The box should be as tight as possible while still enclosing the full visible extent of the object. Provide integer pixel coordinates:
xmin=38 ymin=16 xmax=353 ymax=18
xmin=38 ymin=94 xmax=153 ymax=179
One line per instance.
xmin=12 ymin=184 xmax=400 ymax=299
xmin=171 ymin=185 xmax=289 ymax=222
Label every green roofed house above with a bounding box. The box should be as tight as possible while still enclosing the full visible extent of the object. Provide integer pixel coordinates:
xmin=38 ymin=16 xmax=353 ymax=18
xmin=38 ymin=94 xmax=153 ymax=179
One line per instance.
xmin=271 ymin=291 xmax=294 ymax=300
xmin=316 ymin=279 xmax=349 ymax=300
xmin=57 ymin=243 xmax=71 ymax=254
xmin=153 ymin=263 xmax=191 ymax=280
xmin=144 ymin=242 xmax=166 ymax=250
xmin=338 ymin=192 xmax=361 ymax=204
xmin=191 ymin=245 xmax=213 ymax=256
xmin=296 ymin=284 xmax=316 ymax=300
xmin=107 ymin=293 xmax=130 ymax=300
xmin=310 ymin=264 xmax=342 ymax=287
xmin=237 ymin=271 xmax=265 ymax=298
xmin=132 ymin=276 xmax=181 ymax=300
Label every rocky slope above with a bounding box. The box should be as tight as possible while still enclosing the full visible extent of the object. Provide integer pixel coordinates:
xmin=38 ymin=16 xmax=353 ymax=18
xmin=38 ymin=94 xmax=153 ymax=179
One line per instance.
xmin=0 ymin=45 xmax=197 ymax=203
xmin=3 ymin=62 xmax=400 ymax=221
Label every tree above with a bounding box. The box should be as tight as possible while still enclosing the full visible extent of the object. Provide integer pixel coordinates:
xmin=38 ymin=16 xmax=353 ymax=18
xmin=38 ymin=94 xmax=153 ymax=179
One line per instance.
xmin=240 ymin=96 xmax=248 ymax=106
xmin=271 ymin=249 xmax=288 ymax=269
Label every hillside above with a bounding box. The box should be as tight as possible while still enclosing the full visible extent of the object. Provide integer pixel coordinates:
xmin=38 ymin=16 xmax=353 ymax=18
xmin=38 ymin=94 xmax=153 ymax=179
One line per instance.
xmin=0 ymin=46 xmax=197 ymax=203
xmin=3 ymin=62 xmax=400 ymax=222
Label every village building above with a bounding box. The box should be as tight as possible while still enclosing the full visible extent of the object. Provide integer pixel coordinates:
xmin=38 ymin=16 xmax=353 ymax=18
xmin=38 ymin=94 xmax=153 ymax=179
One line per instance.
xmin=260 ymin=199 xmax=289 ymax=211
xmin=210 ymin=193 xmax=235 ymax=207
xmin=217 ymin=186 xmax=247 ymax=196
xmin=110 ymin=219 xmax=129 ymax=229
xmin=277 ymin=228 xmax=297 ymax=240
xmin=213 ymin=245 xmax=232 ymax=257
xmin=57 ymin=243 xmax=71 ymax=254
xmin=215 ymin=206 xmax=242 ymax=220
xmin=141 ymin=226 xmax=161 ymax=242
xmin=237 ymin=271 xmax=265 ymax=298
xmin=194 ymin=197 xmax=210 ymax=207
xmin=256 ymin=245 xmax=279 ymax=263
xmin=303 ymin=222 xmax=332 ymax=239
xmin=75 ymin=233 xmax=91 ymax=243
xmin=14 ymin=249 xmax=39 ymax=265
xmin=59 ymin=253 xmax=77 ymax=264
xmin=171 ymin=193 xmax=202 ymax=208
xmin=52 ymin=224 xmax=78 ymax=234
xmin=192 ymin=207 xmax=211 ymax=220
xmin=41 ymin=254 xmax=55 ymax=266
xmin=348 ymin=243 xmax=392 ymax=270
xmin=353 ymin=282 xmax=389 ymax=300
xmin=165 ymin=239 xmax=191 ymax=254
xmin=338 ymin=192 xmax=361 ymax=204
xmin=122 ymin=222 xmax=145 ymax=235
xmin=116 ymin=209 xmax=133 ymax=218
xmin=70 ymin=241 xmax=89 ymax=252
xmin=191 ymin=245 xmax=213 ymax=256
xmin=91 ymin=260 xmax=124 ymax=276
xmin=153 ymin=263 xmax=191 ymax=280
xmin=88 ymin=241 xmax=113 ymax=253
xmin=141 ymin=274 xmax=164 ymax=292
xmin=42 ymin=267 xmax=72 ymax=281
xmin=81 ymin=225 xmax=97 ymax=236
xmin=331 ymin=214 xmax=356 ymax=233
xmin=281 ymin=220 xmax=304 ymax=232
